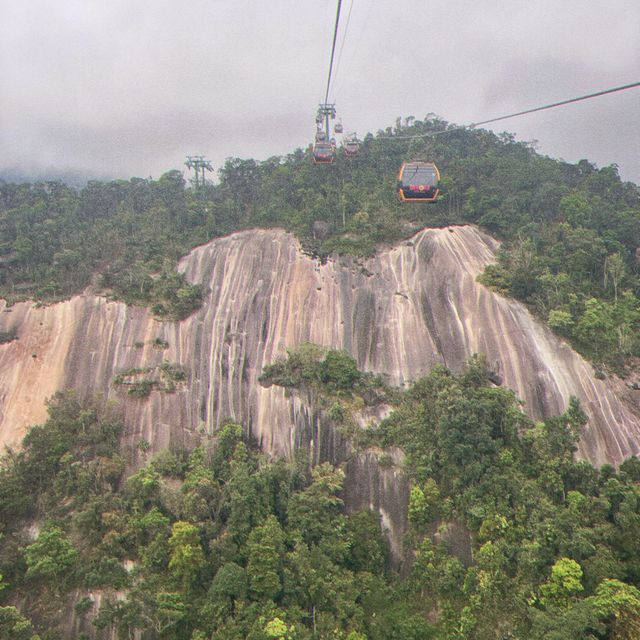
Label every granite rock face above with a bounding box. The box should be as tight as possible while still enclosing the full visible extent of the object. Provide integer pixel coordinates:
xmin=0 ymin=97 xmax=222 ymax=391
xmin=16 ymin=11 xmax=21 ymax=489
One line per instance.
xmin=1 ymin=225 xmax=638 ymax=468
xmin=3 ymin=224 xmax=640 ymax=564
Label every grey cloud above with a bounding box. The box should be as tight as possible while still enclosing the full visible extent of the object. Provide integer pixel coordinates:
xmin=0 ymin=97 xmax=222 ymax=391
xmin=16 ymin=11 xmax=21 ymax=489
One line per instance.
xmin=1 ymin=0 xmax=639 ymax=183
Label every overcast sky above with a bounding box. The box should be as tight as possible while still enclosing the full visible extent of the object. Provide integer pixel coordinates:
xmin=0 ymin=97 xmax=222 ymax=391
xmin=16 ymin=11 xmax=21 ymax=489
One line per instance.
xmin=1 ymin=0 xmax=639 ymax=184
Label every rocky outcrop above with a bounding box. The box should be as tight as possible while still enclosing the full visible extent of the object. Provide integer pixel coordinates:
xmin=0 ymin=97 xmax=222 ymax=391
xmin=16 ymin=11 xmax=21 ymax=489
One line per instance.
xmin=1 ymin=225 xmax=638 ymax=469
xmin=3 ymin=224 xmax=640 ymax=565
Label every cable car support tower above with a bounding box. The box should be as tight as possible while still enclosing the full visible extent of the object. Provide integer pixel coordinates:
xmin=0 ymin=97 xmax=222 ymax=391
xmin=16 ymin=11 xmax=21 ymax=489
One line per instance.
xmin=316 ymin=102 xmax=337 ymax=140
xmin=185 ymin=155 xmax=213 ymax=189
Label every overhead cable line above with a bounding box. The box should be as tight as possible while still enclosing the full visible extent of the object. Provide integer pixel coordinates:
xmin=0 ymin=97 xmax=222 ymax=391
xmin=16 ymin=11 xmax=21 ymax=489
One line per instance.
xmin=324 ymin=0 xmax=343 ymax=105
xmin=470 ymin=81 xmax=640 ymax=128
xmin=332 ymin=0 xmax=374 ymax=101
xmin=383 ymin=80 xmax=640 ymax=141
xmin=329 ymin=0 xmax=355 ymax=101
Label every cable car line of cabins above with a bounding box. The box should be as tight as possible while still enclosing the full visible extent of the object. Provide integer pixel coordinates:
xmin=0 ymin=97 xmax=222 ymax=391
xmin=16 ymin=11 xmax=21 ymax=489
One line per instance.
xmin=310 ymin=105 xmax=440 ymax=203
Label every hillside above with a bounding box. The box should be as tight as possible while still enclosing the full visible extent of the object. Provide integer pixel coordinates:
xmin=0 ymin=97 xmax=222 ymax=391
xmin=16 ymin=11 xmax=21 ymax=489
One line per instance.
xmin=1 ymin=117 xmax=639 ymax=370
xmin=3 ymin=343 xmax=640 ymax=639
xmin=1 ymin=225 xmax=639 ymax=467
xmin=2 ymin=119 xmax=640 ymax=638
xmin=1 ymin=223 xmax=640 ymax=636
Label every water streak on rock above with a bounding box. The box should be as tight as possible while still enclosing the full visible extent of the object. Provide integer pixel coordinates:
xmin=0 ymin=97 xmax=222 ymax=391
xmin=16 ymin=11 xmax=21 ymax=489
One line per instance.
xmin=0 ymin=225 xmax=638 ymax=470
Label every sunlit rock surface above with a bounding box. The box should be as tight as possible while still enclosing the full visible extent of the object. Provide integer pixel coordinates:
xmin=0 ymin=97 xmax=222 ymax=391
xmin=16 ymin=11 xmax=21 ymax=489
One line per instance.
xmin=1 ymin=225 xmax=639 ymax=470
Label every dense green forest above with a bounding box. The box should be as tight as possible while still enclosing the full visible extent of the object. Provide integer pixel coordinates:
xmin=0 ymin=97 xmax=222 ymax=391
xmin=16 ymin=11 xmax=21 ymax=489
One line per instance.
xmin=1 ymin=116 xmax=639 ymax=365
xmin=2 ymin=352 xmax=640 ymax=639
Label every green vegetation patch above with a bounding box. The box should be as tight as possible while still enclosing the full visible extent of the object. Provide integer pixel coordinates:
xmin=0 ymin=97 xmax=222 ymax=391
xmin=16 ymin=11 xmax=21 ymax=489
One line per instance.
xmin=113 ymin=362 xmax=187 ymax=398
xmin=0 ymin=328 xmax=17 ymax=344
xmin=4 ymin=357 xmax=640 ymax=638
xmin=259 ymin=343 xmax=392 ymax=437
xmin=262 ymin=350 xmax=640 ymax=638
xmin=152 ymin=336 xmax=170 ymax=349
xmin=0 ymin=394 xmax=397 ymax=640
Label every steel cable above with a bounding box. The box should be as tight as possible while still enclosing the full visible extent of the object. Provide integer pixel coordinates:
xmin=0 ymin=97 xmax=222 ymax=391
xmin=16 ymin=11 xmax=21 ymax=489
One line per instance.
xmin=381 ymin=81 xmax=640 ymax=141
xmin=324 ymin=0 xmax=343 ymax=105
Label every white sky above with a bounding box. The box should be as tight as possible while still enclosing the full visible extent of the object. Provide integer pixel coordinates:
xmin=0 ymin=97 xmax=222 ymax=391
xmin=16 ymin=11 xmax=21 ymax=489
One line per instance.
xmin=1 ymin=0 xmax=639 ymax=183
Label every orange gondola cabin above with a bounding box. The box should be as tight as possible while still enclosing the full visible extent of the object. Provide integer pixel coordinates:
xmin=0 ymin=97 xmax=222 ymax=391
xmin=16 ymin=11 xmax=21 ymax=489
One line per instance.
xmin=397 ymin=161 xmax=440 ymax=202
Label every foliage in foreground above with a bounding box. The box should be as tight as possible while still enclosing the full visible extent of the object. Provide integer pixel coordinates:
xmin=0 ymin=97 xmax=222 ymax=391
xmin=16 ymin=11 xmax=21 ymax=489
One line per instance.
xmin=369 ymin=355 xmax=640 ymax=638
xmin=3 ymin=353 xmax=640 ymax=638
xmin=0 ymin=391 xmax=401 ymax=640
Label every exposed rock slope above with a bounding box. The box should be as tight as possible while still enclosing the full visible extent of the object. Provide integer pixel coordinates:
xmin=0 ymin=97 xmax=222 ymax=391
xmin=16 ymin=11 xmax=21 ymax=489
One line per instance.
xmin=0 ymin=225 xmax=639 ymax=468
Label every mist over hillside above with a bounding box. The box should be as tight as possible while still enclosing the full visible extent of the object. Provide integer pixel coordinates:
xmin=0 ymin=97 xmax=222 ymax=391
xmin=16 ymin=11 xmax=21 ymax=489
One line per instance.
xmin=0 ymin=168 xmax=109 ymax=188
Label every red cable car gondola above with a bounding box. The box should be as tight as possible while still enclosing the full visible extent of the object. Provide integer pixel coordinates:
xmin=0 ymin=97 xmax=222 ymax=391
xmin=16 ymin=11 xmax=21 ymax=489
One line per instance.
xmin=312 ymin=142 xmax=336 ymax=164
xmin=397 ymin=161 xmax=440 ymax=202
xmin=343 ymin=139 xmax=360 ymax=157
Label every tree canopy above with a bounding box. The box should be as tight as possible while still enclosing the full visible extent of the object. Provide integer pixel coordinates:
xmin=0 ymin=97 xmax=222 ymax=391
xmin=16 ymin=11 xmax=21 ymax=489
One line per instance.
xmin=2 ymin=354 xmax=640 ymax=638
xmin=2 ymin=116 xmax=638 ymax=367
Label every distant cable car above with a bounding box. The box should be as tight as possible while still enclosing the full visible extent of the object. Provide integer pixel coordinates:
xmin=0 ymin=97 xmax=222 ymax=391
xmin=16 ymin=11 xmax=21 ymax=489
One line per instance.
xmin=315 ymin=130 xmax=327 ymax=142
xmin=343 ymin=139 xmax=360 ymax=157
xmin=316 ymin=114 xmax=323 ymax=125
xmin=397 ymin=161 xmax=440 ymax=202
xmin=312 ymin=142 xmax=336 ymax=164
xmin=334 ymin=122 xmax=343 ymax=134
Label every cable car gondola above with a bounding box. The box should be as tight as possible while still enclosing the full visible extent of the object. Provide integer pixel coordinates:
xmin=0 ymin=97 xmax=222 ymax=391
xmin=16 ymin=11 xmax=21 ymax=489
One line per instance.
xmin=315 ymin=130 xmax=327 ymax=142
xmin=334 ymin=121 xmax=343 ymax=134
xmin=397 ymin=161 xmax=440 ymax=202
xmin=312 ymin=142 xmax=336 ymax=164
xmin=343 ymin=139 xmax=359 ymax=157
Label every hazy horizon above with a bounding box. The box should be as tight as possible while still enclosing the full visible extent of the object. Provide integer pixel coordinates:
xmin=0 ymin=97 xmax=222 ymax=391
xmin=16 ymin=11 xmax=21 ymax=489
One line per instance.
xmin=2 ymin=0 xmax=639 ymax=184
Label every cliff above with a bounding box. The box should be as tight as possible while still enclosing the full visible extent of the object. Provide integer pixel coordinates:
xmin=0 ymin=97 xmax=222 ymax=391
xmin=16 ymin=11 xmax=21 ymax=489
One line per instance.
xmin=1 ymin=225 xmax=639 ymax=471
